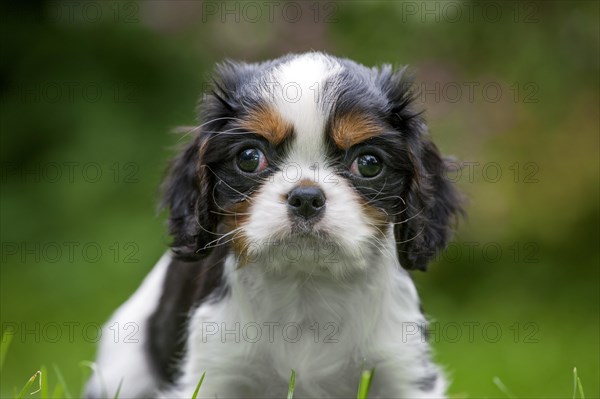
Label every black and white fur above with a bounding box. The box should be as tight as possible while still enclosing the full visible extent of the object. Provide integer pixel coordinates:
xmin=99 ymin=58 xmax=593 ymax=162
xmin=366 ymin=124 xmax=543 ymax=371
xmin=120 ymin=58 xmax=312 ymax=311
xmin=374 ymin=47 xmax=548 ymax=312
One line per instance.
xmin=86 ymin=52 xmax=462 ymax=398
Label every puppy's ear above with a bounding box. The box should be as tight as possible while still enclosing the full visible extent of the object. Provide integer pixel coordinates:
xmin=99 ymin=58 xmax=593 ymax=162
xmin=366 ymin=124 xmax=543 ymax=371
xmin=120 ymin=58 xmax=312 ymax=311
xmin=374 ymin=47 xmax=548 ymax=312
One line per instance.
xmin=379 ymin=65 xmax=463 ymax=270
xmin=395 ymin=138 xmax=463 ymax=270
xmin=161 ymin=135 xmax=217 ymax=260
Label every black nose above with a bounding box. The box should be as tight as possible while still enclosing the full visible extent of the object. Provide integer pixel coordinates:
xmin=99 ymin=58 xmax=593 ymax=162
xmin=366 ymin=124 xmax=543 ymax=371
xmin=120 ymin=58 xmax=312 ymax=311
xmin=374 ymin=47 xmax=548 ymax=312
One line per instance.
xmin=287 ymin=186 xmax=326 ymax=219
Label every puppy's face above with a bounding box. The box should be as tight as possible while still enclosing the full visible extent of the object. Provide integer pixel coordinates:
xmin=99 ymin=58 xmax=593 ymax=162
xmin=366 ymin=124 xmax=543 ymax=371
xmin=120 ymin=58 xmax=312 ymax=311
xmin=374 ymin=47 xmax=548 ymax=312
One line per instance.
xmin=164 ymin=53 xmax=461 ymax=277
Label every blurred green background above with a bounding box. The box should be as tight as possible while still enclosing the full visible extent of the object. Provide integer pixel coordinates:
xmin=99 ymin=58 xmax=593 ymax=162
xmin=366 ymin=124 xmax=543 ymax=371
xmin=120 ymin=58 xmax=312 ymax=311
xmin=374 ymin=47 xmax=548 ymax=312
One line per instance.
xmin=1 ymin=1 xmax=598 ymax=397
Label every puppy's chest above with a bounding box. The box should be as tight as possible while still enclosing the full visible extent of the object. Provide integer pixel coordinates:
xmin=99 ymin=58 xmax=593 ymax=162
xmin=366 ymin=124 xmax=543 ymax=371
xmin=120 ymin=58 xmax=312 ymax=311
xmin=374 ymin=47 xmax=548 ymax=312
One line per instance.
xmin=252 ymin=290 xmax=368 ymax=394
xmin=236 ymin=278 xmax=368 ymax=346
xmin=193 ymin=271 xmax=375 ymax=376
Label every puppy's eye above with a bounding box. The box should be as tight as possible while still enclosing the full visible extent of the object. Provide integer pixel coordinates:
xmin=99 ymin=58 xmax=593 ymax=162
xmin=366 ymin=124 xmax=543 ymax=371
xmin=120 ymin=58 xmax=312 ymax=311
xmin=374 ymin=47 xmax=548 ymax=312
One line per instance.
xmin=351 ymin=154 xmax=382 ymax=178
xmin=237 ymin=148 xmax=268 ymax=173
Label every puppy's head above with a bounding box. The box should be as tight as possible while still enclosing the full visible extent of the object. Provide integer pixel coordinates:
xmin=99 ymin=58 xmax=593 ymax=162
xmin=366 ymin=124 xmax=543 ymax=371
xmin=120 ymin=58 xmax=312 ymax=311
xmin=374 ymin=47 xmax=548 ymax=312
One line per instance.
xmin=163 ymin=53 xmax=462 ymax=276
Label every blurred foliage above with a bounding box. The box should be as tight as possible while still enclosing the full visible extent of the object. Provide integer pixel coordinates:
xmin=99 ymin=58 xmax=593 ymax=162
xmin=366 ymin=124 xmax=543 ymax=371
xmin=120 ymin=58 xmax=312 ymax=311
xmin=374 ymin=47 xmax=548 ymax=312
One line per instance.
xmin=1 ymin=1 xmax=598 ymax=397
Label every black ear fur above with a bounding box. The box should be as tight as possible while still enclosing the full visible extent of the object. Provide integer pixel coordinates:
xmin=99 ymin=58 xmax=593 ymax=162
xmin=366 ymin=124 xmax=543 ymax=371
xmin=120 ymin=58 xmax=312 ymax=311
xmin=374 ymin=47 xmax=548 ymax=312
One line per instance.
xmin=379 ymin=65 xmax=463 ymax=270
xmin=161 ymin=136 xmax=217 ymax=260
xmin=395 ymin=138 xmax=463 ymax=270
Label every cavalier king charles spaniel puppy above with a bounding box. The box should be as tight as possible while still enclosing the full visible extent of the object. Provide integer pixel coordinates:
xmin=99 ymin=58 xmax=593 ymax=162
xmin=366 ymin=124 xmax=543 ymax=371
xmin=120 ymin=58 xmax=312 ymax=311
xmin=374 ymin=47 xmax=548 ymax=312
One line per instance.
xmin=86 ymin=52 xmax=462 ymax=398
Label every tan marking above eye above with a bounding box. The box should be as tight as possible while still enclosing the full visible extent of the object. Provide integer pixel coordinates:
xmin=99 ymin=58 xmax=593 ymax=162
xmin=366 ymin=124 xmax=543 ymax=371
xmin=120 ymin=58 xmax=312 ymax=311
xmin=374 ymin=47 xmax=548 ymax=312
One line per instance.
xmin=237 ymin=105 xmax=294 ymax=145
xmin=330 ymin=112 xmax=384 ymax=150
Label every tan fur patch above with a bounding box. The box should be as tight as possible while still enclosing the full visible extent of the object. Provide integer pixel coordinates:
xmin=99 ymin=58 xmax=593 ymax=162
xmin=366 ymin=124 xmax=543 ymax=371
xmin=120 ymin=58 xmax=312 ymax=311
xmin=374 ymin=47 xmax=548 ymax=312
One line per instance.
xmin=238 ymin=105 xmax=294 ymax=145
xmin=297 ymin=179 xmax=319 ymax=188
xmin=330 ymin=112 xmax=383 ymax=149
xmin=356 ymin=195 xmax=389 ymax=238
xmin=221 ymin=199 xmax=255 ymax=267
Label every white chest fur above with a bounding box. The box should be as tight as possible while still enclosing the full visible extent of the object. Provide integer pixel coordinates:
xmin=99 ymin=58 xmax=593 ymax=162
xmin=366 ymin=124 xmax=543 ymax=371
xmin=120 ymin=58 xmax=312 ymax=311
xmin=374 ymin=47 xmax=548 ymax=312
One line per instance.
xmin=170 ymin=234 xmax=446 ymax=398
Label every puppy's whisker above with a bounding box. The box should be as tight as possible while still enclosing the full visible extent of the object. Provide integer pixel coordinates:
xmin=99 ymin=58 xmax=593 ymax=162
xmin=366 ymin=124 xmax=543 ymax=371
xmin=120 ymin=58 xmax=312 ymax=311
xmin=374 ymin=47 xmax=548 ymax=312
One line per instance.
xmin=390 ymin=207 xmax=425 ymax=226
xmin=201 ymin=226 xmax=245 ymax=250
xmin=203 ymin=129 xmax=246 ymax=136
xmin=209 ymin=184 xmax=243 ymax=216
xmin=210 ymin=210 xmax=252 ymax=217
xmin=202 ymin=233 xmax=242 ymax=251
xmin=203 ymin=126 xmax=248 ymax=139
xmin=202 ymin=165 xmax=255 ymax=203
xmin=192 ymin=219 xmax=226 ymax=237
xmin=364 ymin=195 xmax=407 ymax=204
xmin=174 ymin=117 xmax=241 ymax=141
xmin=369 ymin=235 xmax=396 ymax=261
xmin=361 ymin=204 xmax=409 ymax=218
xmin=171 ymin=125 xmax=201 ymax=135
xmin=394 ymin=226 xmax=426 ymax=245
xmin=355 ymin=181 xmax=388 ymax=204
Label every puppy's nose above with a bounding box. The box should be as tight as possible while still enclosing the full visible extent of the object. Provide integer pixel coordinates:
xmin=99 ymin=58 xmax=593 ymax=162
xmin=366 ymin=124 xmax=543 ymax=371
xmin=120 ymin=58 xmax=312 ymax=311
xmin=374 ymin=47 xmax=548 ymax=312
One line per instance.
xmin=287 ymin=186 xmax=326 ymax=219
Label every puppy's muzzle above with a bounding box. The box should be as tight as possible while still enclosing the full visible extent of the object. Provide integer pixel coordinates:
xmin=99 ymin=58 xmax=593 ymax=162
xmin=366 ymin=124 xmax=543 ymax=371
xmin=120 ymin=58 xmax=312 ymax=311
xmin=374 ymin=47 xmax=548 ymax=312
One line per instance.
xmin=287 ymin=186 xmax=326 ymax=220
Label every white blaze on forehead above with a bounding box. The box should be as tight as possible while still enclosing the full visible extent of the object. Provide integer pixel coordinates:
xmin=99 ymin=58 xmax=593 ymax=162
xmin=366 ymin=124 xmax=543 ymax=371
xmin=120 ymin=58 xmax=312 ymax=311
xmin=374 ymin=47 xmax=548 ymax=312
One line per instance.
xmin=267 ymin=53 xmax=343 ymax=163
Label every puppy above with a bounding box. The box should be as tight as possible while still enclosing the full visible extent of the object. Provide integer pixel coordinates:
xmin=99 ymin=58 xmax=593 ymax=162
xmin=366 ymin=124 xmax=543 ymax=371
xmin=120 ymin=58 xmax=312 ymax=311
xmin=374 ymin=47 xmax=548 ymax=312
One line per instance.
xmin=86 ymin=52 xmax=462 ymax=398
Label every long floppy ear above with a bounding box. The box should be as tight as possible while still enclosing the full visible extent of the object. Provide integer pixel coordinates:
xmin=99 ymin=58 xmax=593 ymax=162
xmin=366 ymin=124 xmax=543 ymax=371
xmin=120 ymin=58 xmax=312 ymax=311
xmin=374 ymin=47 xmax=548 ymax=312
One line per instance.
xmin=161 ymin=135 xmax=217 ymax=260
xmin=379 ymin=65 xmax=463 ymax=270
xmin=395 ymin=137 xmax=463 ymax=270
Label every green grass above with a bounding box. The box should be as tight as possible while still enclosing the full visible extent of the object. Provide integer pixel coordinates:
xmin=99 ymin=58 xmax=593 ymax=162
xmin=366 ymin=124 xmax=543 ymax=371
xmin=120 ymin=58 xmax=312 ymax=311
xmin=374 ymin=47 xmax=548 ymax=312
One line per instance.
xmin=16 ymin=371 xmax=41 ymax=399
xmin=8 ymin=361 xmax=588 ymax=399
xmin=0 ymin=331 xmax=12 ymax=373
xmin=356 ymin=369 xmax=375 ymax=399
xmin=3 ymin=333 xmax=375 ymax=398
xmin=190 ymin=372 xmax=205 ymax=399
xmin=8 ymin=366 xmax=589 ymax=399
xmin=287 ymin=369 xmax=296 ymax=399
xmin=9 ymin=366 xmax=373 ymax=399
xmin=0 ymin=333 xmax=589 ymax=398
xmin=573 ymin=368 xmax=586 ymax=399
xmin=2 ymin=327 xmax=585 ymax=399
xmin=14 ymin=368 xmax=69 ymax=399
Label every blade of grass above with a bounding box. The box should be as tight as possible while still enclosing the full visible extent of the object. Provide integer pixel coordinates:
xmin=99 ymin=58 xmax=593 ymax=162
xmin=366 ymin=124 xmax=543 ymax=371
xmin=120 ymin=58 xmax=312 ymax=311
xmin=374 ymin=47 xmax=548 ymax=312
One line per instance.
xmin=79 ymin=361 xmax=92 ymax=393
xmin=287 ymin=369 xmax=296 ymax=399
xmin=33 ymin=370 xmax=42 ymax=395
xmin=17 ymin=370 xmax=41 ymax=399
xmin=0 ymin=331 xmax=13 ymax=372
xmin=572 ymin=367 xmax=586 ymax=399
xmin=52 ymin=364 xmax=72 ymax=399
xmin=41 ymin=366 xmax=48 ymax=399
xmin=493 ymin=377 xmax=516 ymax=399
xmin=191 ymin=371 xmax=206 ymax=399
xmin=50 ymin=382 xmax=64 ymax=399
xmin=80 ymin=361 xmax=107 ymax=399
xmin=577 ymin=376 xmax=585 ymax=399
xmin=113 ymin=378 xmax=123 ymax=399
xmin=573 ymin=367 xmax=578 ymax=399
xmin=357 ymin=368 xmax=375 ymax=399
